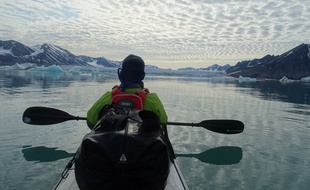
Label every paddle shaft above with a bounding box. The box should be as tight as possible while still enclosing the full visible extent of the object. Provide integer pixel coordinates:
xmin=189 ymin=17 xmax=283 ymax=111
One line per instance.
xmin=22 ymin=107 xmax=244 ymax=134
xmin=166 ymin=122 xmax=195 ymax=126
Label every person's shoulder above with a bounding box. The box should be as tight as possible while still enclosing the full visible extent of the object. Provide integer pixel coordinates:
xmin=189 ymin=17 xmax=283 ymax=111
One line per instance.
xmin=145 ymin=91 xmax=160 ymax=99
xmin=97 ymin=91 xmax=112 ymax=100
xmin=103 ymin=91 xmax=112 ymax=96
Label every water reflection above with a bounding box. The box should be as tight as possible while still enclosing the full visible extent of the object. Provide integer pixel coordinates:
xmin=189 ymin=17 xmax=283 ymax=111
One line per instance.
xmin=234 ymin=80 xmax=310 ymax=105
xmin=176 ymin=146 xmax=243 ymax=165
xmin=1 ymin=69 xmax=309 ymax=106
xmin=22 ymin=146 xmax=75 ymax=163
xmin=0 ymin=69 xmax=118 ymax=90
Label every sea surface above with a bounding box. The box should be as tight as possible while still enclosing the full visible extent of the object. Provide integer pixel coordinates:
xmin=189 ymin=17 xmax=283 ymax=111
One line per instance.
xmin=0 ymin=68 xmax=309 ymax=190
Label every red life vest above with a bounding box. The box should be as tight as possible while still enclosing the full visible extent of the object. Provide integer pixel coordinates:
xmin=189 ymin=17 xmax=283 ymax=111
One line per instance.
xmin=111 ymin=85 xmax=149 ymax=110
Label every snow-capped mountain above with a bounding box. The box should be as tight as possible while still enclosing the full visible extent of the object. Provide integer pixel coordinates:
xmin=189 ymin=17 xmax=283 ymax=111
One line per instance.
xmin=78 ymin=55 xmax=120 ymax=67
xmin=33 ymin=43 xmax=87 ymax=66
xmin=178 ymin=64 xmax=231 ymax=72
xmin=226 ymin=44 xmax=310 ymax=80
xmin=0 ymin=40 xmax=159 ymax=68
xmin=202 ymin=64 xmax=231 ymax=72
xmin=0 ymin=40 xmax=117 ymax=67
xmin=145 ymin=65 xmax=160 ymax=69
xmin=226 ymin=55 xmax=276 ymax=71
xmin=0 ymin=40 xmax=34 ymax=64
xmin=1 ymin=40 xmax=310 ymax=79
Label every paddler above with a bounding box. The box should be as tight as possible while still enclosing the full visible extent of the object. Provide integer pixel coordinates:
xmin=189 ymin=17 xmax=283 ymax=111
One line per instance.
xmin=86 ymin=54 xmax=168 ymax=129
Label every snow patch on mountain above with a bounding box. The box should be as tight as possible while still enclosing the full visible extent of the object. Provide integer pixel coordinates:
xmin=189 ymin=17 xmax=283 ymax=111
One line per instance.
xmin=30 ymin=44 xmax=44 ymax=56
xmin=86 ymin=60 xmax=99 ymax=67
xmin=0 ymin=47 xmax=12 ymax=55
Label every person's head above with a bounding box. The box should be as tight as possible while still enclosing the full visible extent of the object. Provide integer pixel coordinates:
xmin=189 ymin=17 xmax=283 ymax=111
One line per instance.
xmin=118 ymin=54 xmax=145 ymax=84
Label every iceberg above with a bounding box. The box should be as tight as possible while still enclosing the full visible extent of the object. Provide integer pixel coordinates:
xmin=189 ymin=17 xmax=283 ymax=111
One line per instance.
xmin=279 ymin=76 xmax=295 ymax=83
xmin=9 ymin=63 xmax=36 ymax=70
xmin=301 ymin=76 xmax=310 ymax=82
xmin=238 ymin=75 xmax=256 ymax=82
xmin=35 ymin=64 xmax=64 ymax=72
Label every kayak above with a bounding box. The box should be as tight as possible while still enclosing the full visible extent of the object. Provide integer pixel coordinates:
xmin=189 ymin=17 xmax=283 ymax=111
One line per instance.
xmin=53 ymin=159 xmax=189 ymax=190
xmin=52 ymin=109 xmax=189 ymax=190
xmin=22 ymin=106 xmax=244 ymax=190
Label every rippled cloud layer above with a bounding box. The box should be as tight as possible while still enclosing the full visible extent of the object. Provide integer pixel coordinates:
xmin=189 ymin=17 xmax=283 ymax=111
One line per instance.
xmin=1 ymin=0 xmax=309 ymax=68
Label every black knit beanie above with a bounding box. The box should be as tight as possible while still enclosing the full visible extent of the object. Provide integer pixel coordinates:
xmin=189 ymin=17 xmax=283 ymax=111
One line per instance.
xmin=118 ymin=54 xmax=145 ymax=83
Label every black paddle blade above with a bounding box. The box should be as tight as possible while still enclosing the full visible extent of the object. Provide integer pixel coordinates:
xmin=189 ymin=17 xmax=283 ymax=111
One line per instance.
xmin=22 ymin=106 xmax=78 ymax=125
xmin=198 ymin=120 xmax=244 ymax=134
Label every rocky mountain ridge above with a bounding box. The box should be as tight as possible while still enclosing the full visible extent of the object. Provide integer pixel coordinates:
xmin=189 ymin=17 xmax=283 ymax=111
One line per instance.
xmin=226 ymin=44 xmax=310 ymax=80
xmin=0 ymin=40 xmax=228 ymax=71
xmin=1 ymin=40 xmax=310 ymax=79
xmin=0 ymin=40 xmax=119 ymax=67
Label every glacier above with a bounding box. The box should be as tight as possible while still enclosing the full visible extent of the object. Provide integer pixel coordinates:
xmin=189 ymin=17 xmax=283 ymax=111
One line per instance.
xmin=1 ymin=63 xmax=309 ymax=83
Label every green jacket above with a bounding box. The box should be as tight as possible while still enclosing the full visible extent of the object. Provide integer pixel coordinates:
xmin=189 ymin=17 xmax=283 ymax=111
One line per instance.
xmin=87 ymin=87 xmax=168 ymax=128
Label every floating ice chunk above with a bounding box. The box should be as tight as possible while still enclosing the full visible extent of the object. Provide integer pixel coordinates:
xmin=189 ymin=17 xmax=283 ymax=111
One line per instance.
xmin=238 ymin=75 xmax=256 ymax=82
xmin=9 ymin=63 xmax=36 ymax=70
xmin=279 ymin=76 xmax=295 ymax=83
xmin=35 ymin=64 xmax=64 ymax=72
xmin=301 ymin=76 xmax=310 ymax=82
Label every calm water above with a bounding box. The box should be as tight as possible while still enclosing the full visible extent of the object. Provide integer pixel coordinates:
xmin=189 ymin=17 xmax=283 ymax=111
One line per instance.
xmin=0 ymin=69 xmax=309 ymax=190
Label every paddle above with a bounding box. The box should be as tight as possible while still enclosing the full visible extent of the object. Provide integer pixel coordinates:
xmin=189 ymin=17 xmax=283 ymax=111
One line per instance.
xmin=22 ymin=106 xmax=244 ymax=134
xmin=167 ymin=120 xmax=243 ymax=134
xmin=22 ymin=106 xmax=87 ymax=125
xmin=175 ymin=146 xmax=243 ymax=165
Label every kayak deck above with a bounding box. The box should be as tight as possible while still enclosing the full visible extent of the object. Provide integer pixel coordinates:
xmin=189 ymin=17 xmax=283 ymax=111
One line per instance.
xmin=54 ymin=160 xmax=188 ymax=190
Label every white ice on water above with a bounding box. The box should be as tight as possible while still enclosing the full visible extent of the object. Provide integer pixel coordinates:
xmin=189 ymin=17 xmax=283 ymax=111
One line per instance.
xmin=1 ymin=63 xmax=64 ymax=72
xmin=1 ymin=63 xmax=310 ymax=83
xmin=35 ymin=64 xmax=64 ymax=72
xmin=301 ymin=76 xmax=310 ymax=82
xmin=238 ymin=75 xmax=256 ymax=82
xmin=279 ymin=76 xmax=296 ymax=83
xmin=9 ymin=63 xmax=36 ymax=70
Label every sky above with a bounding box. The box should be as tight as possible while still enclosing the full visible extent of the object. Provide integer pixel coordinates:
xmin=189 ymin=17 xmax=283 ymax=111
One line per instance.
xmin=0 ymin=0 xmax=310 ymax=69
